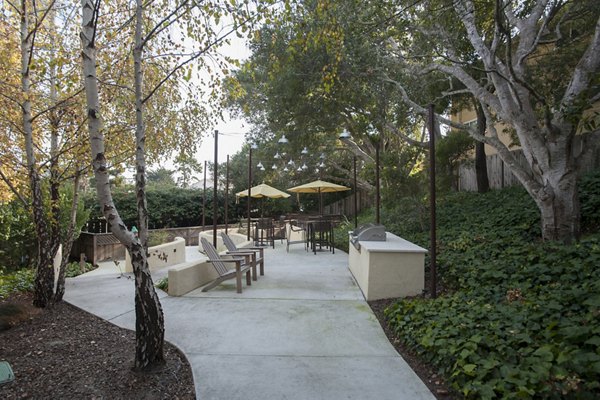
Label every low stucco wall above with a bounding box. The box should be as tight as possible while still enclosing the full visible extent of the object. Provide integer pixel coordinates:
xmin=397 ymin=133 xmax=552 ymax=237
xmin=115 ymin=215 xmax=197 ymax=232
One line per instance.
xmin=125 ymin=236 xmax=186 ymax=272
xmin=198 ymin=229 xmax=252 ymax=253
xmin=169 ymin=231 xmax=252 ymax=296
xmin=167 ymin=258 xmax=215 ymax=296
xmin=348 ymin=232 xmax=427 ymax=301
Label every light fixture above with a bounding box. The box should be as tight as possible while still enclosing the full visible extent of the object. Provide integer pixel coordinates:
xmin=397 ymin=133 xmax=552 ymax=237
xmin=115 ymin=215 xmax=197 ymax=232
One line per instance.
xmin=271 ymin=164 xmax=277 ymax=170
xmin=339 ymin=129 xmax=352 ymax=140
xmin=257 ymin=161 xmax=264 ymax=169
xmin=260 ymin=165 xmax=265 ymax=171
xmin=319 ymin=161 xmax=326 ymax=168
xmin=301 ymin=147 xmax=309 ymax=155
xmin=274 ymin=152 xmax=281 ymax=159
xmin=288 ymin=159 xmax=294 ymax=165
xmin=315 ymin=168 xmax=320 ymax=173
xmin=297 ymin=166 xmax=302 ymax=172
xmin=278 ymin=134 xmax=289 ymax=144
xmin=301 ymin=163 xmax=308 ymax=170
xmin=283 ymin=166 xmax=289 ymax=172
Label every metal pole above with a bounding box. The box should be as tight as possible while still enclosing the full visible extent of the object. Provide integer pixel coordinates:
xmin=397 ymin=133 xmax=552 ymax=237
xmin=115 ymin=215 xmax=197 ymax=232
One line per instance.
xmin=375 ymin=140 xmax=380 ymax=224
xmin=247 ymin=147 xmax=252 ymax=241
xmin=428 ymin=104 xmax=437 ymax=299
xmin=353 ymin=155 xmax=357 ymax=228
xmin=213 ymin=130 xmax=218 ymax=247
xmin=225 ymin=154 xmax=229 ymax=234
xmin=202 ymin=160 xmax=206 ymax=232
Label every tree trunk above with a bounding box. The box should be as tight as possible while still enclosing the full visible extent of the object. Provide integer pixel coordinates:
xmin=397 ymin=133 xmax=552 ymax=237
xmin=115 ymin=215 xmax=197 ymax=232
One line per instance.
xmin=55 ymin=171 xmax=82 ymax=301
xmin=82 ymin=0 xmax=164 ymax=370
xmin=474 ymin=104 xmax=489 ymax=193
xmin=20 ymin=0 xmax=57 ymax=308
xmin=533 ymin=164 xmax=580 ymax=243
xmin=131 ymin=0 xmax=165 ymax=369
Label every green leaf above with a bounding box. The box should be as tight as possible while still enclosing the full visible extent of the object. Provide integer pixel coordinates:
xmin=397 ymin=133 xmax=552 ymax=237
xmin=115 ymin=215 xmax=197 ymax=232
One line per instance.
xmin=532 ymin=345 xmax=554 ymax=362
xmin=585 ymin=336 xmax=600 ymax=346
xmin=463 ymin=364 xmax=477 ymax=374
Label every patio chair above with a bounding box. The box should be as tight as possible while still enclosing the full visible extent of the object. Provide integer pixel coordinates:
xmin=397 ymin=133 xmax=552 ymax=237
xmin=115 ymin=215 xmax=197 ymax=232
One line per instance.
xmin=273 ymin=215 xmax=287 ymax=243
xmin=200 ymin=238 xmax=252 ymax=293
xmin=308 ymin=220 xmax=335 ymax=255
xmin=254 ymin=218 xmax=275 ymax=248
xmin=286 ymin=219 xmax=308 ymax=252
xmin=221 ymin=232 xmax=264 ymax=277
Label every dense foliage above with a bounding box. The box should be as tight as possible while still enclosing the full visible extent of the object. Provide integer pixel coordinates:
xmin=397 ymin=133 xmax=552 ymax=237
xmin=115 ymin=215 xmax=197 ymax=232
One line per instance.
xmin=0 ymin=186 xmax=89 ymax=272
xmin=0 ymin=268 xmax=34 ymax=300
xmin=383 ymin=171 xmax=600 ymax=398
xmin=83 ymin=186 xmax=249 ymax=229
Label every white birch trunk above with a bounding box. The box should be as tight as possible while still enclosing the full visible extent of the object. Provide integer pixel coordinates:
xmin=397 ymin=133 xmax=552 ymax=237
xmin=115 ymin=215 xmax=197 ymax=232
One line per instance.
xmin=81 ymin=0 xmax=164 ymax=369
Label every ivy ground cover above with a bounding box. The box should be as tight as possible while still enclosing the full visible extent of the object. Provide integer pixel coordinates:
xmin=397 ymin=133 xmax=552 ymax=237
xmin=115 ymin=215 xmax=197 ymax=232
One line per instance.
xmin=385 ymin=173 xmax=600 ymax=399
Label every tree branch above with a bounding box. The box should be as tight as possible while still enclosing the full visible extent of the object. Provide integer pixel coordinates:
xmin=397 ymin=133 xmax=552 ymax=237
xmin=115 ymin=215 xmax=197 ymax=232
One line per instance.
xmin=558 ymin=14 xmax=600 ymax=120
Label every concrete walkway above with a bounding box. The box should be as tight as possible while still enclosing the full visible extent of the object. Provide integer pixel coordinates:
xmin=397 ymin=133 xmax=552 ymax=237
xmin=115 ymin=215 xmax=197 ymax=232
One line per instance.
xmin=65 ymin=242 xmax=434 ymax=400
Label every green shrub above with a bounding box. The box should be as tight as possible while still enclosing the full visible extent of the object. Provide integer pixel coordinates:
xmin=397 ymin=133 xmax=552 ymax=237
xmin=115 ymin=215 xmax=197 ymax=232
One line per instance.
xmin=383 ymin=180 xmax=600 ymax=399
xmin=0 ymin=201 xmax=36 ymax=271
xmin=147 ymin=231 xmax=171 ymax=247
xmin=580 ymin=169 xmax=600 ymax=228
xmin=65 ymin=261 xmax=95 ymax=278
xmin=83 ymin=186 xmax=245 ymax=229
xmin=0 ymin=268 xmax=35 ymax=300
xmin=155 ymin=277 xmax=168 ymax=291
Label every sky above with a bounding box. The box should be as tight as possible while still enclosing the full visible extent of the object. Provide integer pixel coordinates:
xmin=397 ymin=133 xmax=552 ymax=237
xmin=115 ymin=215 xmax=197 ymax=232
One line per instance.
xmin=187 ymin=16 xmax=254 ymax=172
xmin=151 ymin=25 xmax=252 ymax=182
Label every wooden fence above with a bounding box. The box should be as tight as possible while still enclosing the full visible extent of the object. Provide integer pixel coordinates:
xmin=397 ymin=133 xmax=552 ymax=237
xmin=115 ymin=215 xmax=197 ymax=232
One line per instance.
xmin=70 ymin=224 xmax=234 ymax=265
xmin=458 ymin=132 xmax=600 ymax=191
xmin=323 ymin=190 xmax=374 ymax=220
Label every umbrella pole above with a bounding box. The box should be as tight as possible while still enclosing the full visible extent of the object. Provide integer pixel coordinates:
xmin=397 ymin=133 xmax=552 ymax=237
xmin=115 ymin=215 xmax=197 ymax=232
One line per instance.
xmin=319 ymin=188 xmax=323 ymax=215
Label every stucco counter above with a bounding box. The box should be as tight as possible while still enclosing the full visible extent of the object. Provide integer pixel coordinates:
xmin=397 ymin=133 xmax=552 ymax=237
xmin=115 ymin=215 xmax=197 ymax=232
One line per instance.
xmin=348 ymin=232 xmax=427 ymax=300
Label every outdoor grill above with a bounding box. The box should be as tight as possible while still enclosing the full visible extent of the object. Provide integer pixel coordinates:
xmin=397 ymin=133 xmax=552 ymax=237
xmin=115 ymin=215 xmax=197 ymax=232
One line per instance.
xmin=350 ymin=223 xmax=386 ymax=250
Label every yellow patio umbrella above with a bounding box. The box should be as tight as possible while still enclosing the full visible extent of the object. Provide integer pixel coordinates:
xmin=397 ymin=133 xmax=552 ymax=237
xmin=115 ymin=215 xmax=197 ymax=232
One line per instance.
xmin=287 ymin=180 xmax=350 ymax=214
xmin=236 ymin=183 xmax=290 ymax=217
xmin=236 ymin=183 xmax=291 ymax=199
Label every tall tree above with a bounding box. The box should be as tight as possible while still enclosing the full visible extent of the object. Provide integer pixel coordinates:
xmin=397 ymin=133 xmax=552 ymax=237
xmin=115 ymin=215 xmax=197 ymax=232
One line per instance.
xmin=383 ymin=0 xmax=600 ymax=242
xmin=82 ymin=0 xmax=271 ymax=369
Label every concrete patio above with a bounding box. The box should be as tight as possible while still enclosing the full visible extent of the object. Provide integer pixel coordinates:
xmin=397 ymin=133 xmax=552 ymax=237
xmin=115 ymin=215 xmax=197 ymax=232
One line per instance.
xmin=64 ymin=240 xmax=434 ymax=400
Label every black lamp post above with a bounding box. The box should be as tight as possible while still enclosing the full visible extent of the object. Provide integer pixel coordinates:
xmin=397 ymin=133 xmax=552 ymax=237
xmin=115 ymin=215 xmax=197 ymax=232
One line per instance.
xmin=225 ymin=154 xmax=229 ymax=234
xmin=213 ymin=130 xmax=218 ymax=247
xmin=375 ymin=139 xmax=380 ymax=224
xmin=428 ymin=104 xmax=437 ymax=299
xmin=246 ymin=143 xmax=258 ymax=240
xmin=339 ymin=130 xmax=360 ymax=228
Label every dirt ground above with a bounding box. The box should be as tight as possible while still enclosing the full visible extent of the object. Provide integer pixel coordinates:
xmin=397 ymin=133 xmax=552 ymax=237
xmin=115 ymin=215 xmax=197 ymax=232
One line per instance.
xmin=0 ymin=293 xmax=195 ymax=399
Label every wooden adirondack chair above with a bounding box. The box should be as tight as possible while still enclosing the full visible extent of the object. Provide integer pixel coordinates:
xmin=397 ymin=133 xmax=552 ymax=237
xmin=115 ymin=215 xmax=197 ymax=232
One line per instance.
xmin=200 ymin=238 xmax=252 ymax=293
xmin=221 ymin=232 xmax=264 ymax=277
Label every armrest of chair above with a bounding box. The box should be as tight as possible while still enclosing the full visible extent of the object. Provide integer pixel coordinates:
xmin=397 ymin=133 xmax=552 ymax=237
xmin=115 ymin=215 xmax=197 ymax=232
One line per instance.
xmin=243 ymin=247 xmax=264 ymax=257
xmin=207 ymin=257 xmax=245 ymax=264
xmin=225 ymin=251 xmax=255 ymax=261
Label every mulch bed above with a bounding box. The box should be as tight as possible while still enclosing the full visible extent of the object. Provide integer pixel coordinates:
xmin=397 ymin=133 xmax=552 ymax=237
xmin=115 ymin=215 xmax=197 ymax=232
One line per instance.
xmin=368 ymin=298 xmax=455 ymax=399
xmin=0 ymin=293 xmax=195 ymax=399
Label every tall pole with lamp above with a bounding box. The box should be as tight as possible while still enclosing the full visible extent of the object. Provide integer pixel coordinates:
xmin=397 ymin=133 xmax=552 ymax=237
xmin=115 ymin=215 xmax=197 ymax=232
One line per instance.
xmin=212 ymin=130 xmax=218 ymax=247
xmin=339 ymin=129 xmax=360 ymax=228
xmin=428 ymin=105 xmax=437 ymax=299
xmin=246 ymin=143 xmax=257 ymax=241
xmin=225 ymin=154 xmax=229 ymax=234
xmin=202 ymin=160 xmax=206 ymax=231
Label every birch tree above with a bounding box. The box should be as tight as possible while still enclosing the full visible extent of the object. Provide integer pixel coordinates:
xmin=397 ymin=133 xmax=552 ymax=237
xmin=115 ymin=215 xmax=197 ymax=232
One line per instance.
xmin=1 ymin=0 xmax=88 ymax=307
xmin=83 ymin=0 xmax=270 ymax=369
